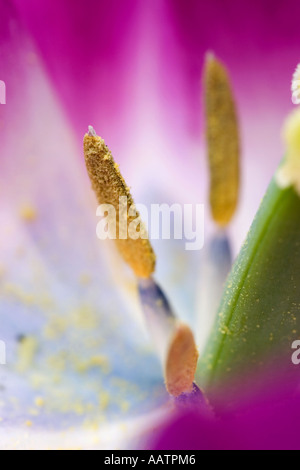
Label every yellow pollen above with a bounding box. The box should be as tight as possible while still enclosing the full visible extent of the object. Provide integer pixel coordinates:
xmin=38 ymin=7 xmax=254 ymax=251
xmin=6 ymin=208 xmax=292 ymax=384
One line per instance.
xmin=165 ymin=323 xmax=199 ymax=397
xmin=83 ymin=130 xmax=156 ymax=278
xmin=19 ymin=204 xmax=37 ymax=222
xmin=204 ymin=54 xmax=240 ymax=227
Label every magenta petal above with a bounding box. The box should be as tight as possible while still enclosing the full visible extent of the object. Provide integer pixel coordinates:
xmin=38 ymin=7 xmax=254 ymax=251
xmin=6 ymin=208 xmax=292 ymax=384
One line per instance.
xmin=13 ymin=0 xmax=140 ymax=146
xmin=151 ymin=377 xmax=300 ymax=450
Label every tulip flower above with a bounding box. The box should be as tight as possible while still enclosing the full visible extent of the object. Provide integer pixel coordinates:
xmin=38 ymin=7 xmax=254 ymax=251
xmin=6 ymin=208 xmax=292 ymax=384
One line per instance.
xmin=1 ymin=0 xmax=300 ymax=450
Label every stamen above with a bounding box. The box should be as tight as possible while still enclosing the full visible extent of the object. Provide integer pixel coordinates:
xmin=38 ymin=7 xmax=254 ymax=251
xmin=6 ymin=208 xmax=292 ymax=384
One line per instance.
xmin=205 ymin=54 xmax=240 ymax=227
xmin=83 ymin=129 xmax=156 ymax=278
xmin=84 ymin=130 xmax=199 ymax=398
xmin=138 ymin=278 xmax=199 ymax=397
xmin=166 ymin=323 xmax=199 ymax=397
xmin=196 ymin=231 xmax=232 ymax=354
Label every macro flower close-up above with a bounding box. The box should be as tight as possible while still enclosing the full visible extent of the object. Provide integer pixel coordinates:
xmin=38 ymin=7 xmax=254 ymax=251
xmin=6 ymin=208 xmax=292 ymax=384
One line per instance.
xmin=1 ymin=0 xmax=300 ymax=452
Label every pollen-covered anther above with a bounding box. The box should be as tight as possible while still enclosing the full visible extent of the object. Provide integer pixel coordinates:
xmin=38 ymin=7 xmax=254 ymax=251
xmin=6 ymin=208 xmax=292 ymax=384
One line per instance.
xmin=165 ymin=322 xmax=199 ymax=397
xmin=204 ymin=54 xmax=240 ymax=227
xmin=83 ymin=128 xmax=156 ymax=278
